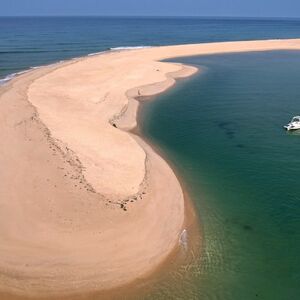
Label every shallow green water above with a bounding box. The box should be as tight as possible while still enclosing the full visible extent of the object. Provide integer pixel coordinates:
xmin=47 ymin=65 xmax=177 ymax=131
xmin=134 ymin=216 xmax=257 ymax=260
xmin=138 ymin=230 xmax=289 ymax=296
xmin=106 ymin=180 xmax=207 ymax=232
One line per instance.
xmin=140 ymin=51 xmax=300 ymax=300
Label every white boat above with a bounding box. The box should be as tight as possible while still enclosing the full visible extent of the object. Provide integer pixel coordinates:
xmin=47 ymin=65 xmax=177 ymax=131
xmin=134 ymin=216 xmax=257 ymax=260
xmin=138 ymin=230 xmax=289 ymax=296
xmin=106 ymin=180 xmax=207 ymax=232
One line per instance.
xmin=284 ymin=116 xmax=300 ymax=131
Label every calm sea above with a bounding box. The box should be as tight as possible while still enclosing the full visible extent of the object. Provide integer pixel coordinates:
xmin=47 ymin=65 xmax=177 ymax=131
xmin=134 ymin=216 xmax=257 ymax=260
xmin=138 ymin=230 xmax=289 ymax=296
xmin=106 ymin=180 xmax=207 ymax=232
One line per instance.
xmin=141 ymin=51 xmax=300 ymax=299
xmin=1 ymin=17 xmax=300 ymax=299
xmin=1 ymin=16 xmax=300 ymax=81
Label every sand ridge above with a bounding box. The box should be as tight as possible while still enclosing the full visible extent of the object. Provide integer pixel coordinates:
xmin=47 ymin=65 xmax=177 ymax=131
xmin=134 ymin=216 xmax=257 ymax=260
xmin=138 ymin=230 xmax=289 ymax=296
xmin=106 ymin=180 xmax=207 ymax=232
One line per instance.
xmin=1 ymin=39 xmax=300 ymax=298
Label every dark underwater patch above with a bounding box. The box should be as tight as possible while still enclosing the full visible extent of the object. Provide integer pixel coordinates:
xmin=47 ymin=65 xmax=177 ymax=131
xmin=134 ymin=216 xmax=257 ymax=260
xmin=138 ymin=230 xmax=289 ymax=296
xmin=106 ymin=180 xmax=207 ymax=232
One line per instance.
xmin=217 ymin=121 xmax=237 ymax=139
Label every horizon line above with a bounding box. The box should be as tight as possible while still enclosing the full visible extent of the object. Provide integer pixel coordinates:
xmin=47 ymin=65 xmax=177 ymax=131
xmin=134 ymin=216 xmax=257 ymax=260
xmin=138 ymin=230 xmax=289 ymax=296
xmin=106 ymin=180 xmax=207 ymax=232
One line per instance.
xmin=1 ymin=15 xmax=300 ymax=20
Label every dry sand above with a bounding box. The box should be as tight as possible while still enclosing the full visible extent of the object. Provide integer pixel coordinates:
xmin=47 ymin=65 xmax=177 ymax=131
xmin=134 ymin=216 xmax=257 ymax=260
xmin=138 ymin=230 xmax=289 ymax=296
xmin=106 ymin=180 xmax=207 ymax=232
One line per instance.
xmin=1 ymin=39 xmax=300 ymax=298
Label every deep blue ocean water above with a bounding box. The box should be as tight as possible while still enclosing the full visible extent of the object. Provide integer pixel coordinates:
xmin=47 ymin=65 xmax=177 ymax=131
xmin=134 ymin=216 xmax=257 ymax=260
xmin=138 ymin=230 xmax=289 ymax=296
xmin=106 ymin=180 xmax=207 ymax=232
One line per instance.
xmin=1 ymin=17 xmax=300 ymax=81
xmin=1 ymin=17 xmax=300 ymax=299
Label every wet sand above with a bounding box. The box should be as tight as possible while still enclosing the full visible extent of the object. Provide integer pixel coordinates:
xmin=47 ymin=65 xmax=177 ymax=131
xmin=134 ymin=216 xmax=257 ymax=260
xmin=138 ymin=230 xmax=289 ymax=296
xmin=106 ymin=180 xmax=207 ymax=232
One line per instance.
xmin=1 ymin=39 xmax=300 ymax=298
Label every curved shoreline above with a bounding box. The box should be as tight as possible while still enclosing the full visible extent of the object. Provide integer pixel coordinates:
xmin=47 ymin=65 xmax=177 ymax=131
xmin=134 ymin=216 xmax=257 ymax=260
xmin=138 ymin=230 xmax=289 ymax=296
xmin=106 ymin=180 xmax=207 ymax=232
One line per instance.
xmin=1 ymin=39 xmax=300 ymax=298
xmin=0 ymin=43 xmax=196 ymax=299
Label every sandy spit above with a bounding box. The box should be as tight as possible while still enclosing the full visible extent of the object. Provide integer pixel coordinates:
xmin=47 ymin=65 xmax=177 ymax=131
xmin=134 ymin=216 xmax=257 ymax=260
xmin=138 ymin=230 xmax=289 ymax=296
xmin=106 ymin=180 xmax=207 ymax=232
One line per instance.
xmin=1 ymin=39 xmax=300 ymax=298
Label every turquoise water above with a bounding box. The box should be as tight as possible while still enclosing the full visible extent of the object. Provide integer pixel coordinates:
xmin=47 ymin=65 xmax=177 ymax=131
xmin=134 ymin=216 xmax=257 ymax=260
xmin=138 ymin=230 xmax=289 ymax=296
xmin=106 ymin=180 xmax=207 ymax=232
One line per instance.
xmin=140 ymin=51 xmax=300 ymax=299
xmin=1 ymin=17 xmax=300 ymax=299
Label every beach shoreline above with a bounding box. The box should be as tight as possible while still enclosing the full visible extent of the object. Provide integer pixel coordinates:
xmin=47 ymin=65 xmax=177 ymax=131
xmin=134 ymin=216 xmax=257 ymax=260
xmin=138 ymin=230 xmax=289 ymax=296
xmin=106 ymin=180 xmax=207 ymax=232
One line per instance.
xmin=0 ymin=43 xmax=198 ymax=300
xmin=1 ymin=39 xmax=300 ymax=299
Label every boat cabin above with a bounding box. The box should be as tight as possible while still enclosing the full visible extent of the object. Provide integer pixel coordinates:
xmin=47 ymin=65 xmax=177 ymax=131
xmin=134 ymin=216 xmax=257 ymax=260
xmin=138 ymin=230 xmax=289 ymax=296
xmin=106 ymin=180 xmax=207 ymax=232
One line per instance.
xmin=291 ymin=116 xmax=300 ymax=123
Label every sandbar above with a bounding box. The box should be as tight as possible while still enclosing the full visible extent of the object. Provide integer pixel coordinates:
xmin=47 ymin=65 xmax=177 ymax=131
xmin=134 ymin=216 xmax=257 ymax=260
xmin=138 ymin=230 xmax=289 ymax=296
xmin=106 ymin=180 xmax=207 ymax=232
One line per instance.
xmin=1 ymin=39 xmax=300 ymax=298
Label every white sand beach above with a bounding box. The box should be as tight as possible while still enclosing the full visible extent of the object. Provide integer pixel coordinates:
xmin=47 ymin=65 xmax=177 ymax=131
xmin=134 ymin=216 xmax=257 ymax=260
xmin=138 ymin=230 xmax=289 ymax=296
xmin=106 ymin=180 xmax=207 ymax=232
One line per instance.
xmin=1 ymin=39 xmax=300 ymax=298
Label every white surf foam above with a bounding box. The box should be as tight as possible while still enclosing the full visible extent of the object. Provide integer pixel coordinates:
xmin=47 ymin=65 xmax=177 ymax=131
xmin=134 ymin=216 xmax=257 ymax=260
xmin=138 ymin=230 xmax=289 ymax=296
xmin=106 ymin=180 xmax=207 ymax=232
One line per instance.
xmin=88 ymin=51 xmax=105 ymax=56
xmin=88 ymin=46 xmax=151 ymax=56
xmin=0 ymin=61 xmax=66 ymax=86
xmin=179 ymin=229 xmax=188 ymax=251
xmin=0 ymin=46 xmax=153 ymax=86
xmin=0 ymin=70 xmax=30 ymax=86
xmin=109 ymin=46 xmax=152 ymax=51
